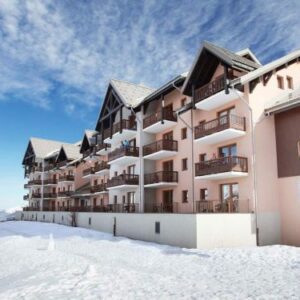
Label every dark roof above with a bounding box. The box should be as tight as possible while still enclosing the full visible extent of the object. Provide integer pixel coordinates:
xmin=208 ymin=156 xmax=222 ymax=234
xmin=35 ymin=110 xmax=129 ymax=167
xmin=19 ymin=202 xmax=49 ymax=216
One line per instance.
xmin=182 ymin=41 xmax=261 ymax=95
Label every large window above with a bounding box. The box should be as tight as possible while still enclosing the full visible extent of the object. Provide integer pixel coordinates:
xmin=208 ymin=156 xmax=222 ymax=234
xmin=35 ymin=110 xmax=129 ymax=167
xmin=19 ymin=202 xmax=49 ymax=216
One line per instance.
xmin=220 ymin=183 xmax=239 ymax=202
xmin=219 ymin=144 xmax=237 ymax=157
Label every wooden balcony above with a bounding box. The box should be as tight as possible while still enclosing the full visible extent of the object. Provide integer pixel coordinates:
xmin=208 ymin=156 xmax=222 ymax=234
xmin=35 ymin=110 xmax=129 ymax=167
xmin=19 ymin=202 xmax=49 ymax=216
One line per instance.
xmin=144 ymin=171 xmax=178 ymax=188
xmin=83 ymin=148 xmax=94 ymax=160
xmin=31 ymin=192 xmax=57 ymax=199
xmin=94 ymin=161 xmax=110 ymax=175
xmin=108 ymin=146 xmax=139 ymax=165
xmin=104 ymin=119 xmax=137 ymax=144
xmin=24 ymin=179 xmax=42 ymax=188
xmin=58 ymin=191 xmax=74 ymax=198
xmin=143 ymin=108 xmax=177 ymax=133
xmin=90 ymin=183 xmax=107 ymax=194
xmin=107 ymin=174 xmax=139 ymax=190
xmin=95 ymin=143 xmax=111 ymax=155
xmin=44 ymin=179 xmax=57 ymax=185
xmin=58 ymin=175 xmax=74 ymax=182
xmin=145 ymin=202 xmax=179 ymax=213
xmin=23 ymin=194 xmax=29 ymax=200
xmin=194 ymin=114 xmax=246 ymax=145
xmin=23 ymin=207 xmax=40 ymax=211
xmin=195 ymin=156 xmax=248 ymax=180
xmin=82 ymin=167 xmax=96 ymax=178
xmin=195 ymin=199 xmax=250 ymax=213
xmin=143 ymin=139 xmax=178 ymax=160
xmin=194 ymin=74 xmax=243 ymax=110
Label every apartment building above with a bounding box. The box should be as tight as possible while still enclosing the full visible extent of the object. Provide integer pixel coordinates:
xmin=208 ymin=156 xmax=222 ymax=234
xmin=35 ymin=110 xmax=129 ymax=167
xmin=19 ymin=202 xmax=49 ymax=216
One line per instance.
xmin=22 ymin=41 xmax=300 ymax=246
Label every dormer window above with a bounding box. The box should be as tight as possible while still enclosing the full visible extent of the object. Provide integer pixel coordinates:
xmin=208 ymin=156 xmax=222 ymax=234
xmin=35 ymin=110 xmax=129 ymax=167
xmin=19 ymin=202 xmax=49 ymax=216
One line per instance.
xmin=287 ymin=76 xmax=294 ymax=90
xmin=277 ymin=75 xmax=284 ymax=89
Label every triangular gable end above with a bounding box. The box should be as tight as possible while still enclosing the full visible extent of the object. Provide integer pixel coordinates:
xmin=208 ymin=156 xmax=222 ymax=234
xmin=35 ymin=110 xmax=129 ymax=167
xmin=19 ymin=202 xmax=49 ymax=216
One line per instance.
xmin=22 ymin=141 xmax=36 ymax=165
xmin=56 ymin=147 xmax=68 ymax=163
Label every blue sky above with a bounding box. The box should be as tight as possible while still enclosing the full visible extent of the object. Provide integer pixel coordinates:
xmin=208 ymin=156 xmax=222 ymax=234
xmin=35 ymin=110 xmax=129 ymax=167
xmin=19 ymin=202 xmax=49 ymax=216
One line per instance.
xmin=0 ymin=0 xmax=300 ymax=209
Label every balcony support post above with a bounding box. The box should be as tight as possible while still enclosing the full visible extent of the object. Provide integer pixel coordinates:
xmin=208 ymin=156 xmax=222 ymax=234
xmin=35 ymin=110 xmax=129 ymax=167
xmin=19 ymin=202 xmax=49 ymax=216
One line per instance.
xmin=120 ymin=106 xmax=123 ymax=134
xmin=223 ymin=65 xmax=229 ymax=95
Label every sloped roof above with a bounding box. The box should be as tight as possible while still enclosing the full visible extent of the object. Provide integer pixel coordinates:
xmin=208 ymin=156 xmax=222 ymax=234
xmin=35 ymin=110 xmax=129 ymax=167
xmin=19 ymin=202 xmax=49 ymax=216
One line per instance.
xmin=232 ymin=49 xmax=300 ymax=86
xmin=265 ymin=86 xmax=300 ymax=115
xmin=110 ymin=79 xmax=155 ymax=108
xmin=62 ymin=143 xmax=82 ymax=161
xmin=29 ymin=137 xmax=68 ymax=159
xmin=85 ymin=129 xmax=98 ymax=140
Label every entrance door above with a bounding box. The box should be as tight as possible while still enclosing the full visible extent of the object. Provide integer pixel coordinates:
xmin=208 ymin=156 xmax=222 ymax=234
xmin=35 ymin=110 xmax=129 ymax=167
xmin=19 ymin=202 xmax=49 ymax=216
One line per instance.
xmin=163 ymin=190 xmax=173 ymax=213
xmin=220 ymin=183 xmax=239 ymax=212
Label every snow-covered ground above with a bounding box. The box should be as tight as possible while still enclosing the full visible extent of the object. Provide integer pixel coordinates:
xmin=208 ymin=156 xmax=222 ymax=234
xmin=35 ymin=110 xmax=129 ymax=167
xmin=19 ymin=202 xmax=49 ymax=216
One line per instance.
xmin=0 ymin=222 xmax=299 ymax=299
xmin=0 ymin=207 xmax=21 ymax=222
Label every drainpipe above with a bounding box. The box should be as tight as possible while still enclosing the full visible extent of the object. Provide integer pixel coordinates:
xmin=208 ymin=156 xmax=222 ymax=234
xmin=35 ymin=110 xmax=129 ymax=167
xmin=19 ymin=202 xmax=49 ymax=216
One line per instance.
xmin=128 ymin=105 xmax=144 ymax=213
xmin=41 ymin=159 xmax=45 ymax=212
xmin=232 ymin=88 xmax=259 ymax=245
xmin=172 ymin=81 xmax=195 ymax=213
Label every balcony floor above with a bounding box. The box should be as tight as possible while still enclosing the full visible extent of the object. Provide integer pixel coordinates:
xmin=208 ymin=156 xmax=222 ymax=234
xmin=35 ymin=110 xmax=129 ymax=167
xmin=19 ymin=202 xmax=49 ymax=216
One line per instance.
xmin=95 ymin=169 xmax=110 ymax=176
xmin=104 ymin=129 xmax=136 ymax=145
xmin=144 ymin=182 xmax=178 ymax=188
xmin=195 ymin=171 xmax=248 ymax=180
xmin=106 ymin=184 xmax=138 ymax=191
xmin=143 ymin=150 xmax=177 ymax=160
xmin=82 ymin=173 xmax=98 ymax=179
xmin=108 ymin=156 xmax=139 ymax=166
xmin=143 ymin=120 xmax=177 ymax=134
xmin=96 ymin=148 xmax=110 ymax=155
xmin=195 ymin=88 xmax=243 ymax=111
xmin=194 ymin=128 xmax=246 ymax=145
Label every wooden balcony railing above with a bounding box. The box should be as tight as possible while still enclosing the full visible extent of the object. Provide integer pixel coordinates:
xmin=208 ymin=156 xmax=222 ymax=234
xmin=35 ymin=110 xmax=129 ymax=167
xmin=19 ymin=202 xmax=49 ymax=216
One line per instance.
xmin=107 ymin=174 xmax=139 ymax=188
xmin=143 ymin=108 xmax=177 ymax=129
xmin=146 ymin=202 xmax=179 ymax=213
xmin=27 ymin=179 xmax=42 ymax=186
xmin=104 ymin=119 xmax=137 ymax=139
xmin=194 ymin=73 xmax=237 ymax=104
xmin=195 ymin=199 xmax=250 ymax=213
xmin=94 ymin=161 xmax=110 ymax=173
xmin=58 ymin=175 xmax=74 ymax=182
xmin=31 ymin=193 xmax=41 ymax=198
xmin=83 ymin=167 xmax=95 ymax=177
xmin=143 ymin=139 xmax=178 ymax=156
xmin=108 ymin=146 xmax=139 ymax=162
xmin=43 ymin=193 xmax=57 ymax=198
xmin=95 ymin=143 xmax=111 ymax=153
xmin=195 ymin=156 xmax=248 ymax=177
xmin=144 ymin=171 xmax=178 ymax=185
xmin=90 ymin=183 xmax=107 ymax=193
xmin=44 ymin=179 xmax=57 ymax=185
xmin=58 ymin=191 xmax=74 ymax=197
xmin=23 ymin=194 xmax=29 ymax=200
xmin=194 ymin=114 xmax=246 ymax=140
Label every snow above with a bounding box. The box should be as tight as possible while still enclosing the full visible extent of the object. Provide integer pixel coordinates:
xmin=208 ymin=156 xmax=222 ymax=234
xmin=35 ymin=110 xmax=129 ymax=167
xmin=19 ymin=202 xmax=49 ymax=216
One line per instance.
xmin=0 ymin=207 xmax=21 ymax=222
xmin=0 ymin=222 xmax=299 ymax=299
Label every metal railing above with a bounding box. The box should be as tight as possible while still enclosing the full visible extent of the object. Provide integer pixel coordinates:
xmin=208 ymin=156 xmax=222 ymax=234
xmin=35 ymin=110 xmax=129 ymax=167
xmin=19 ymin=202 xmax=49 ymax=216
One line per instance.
xmin=90 ymin=184 xmax=107 ymax=193
xmin=94 ymin=161 xmax=110 ymax=173
xmin=95 ymin=143 xmax=111 ymax=153
xmin=195 ymin=199 xmax=250 ymax=213
xmin=44 ymin=179 xmax=57 ymax=185
xmin=143 ymin=139 xmax=178 ymax=156
xmin=146 ymin=202 xmax=179 ymax=213
xmin=195 ymin=156 xmax=248 ymax=176
xmin=107 ymin=174 xmax=139 ymax=188
xmin=194 ymin=114 xmax=246 ymax=140
xmin=57 ymin=191 xmax=74 ymax=197
xmin=103 ymin=119 xmax=137 ymax=139
xmin=108 ymin=146 xmax=139 ymax=162
xmin=144 ymin=171 xmax=178 ymax=185
xmin=58 ymin=175 xmax=74 ymax=182
xmin=143 ymin=108 xmax=177 ymax=129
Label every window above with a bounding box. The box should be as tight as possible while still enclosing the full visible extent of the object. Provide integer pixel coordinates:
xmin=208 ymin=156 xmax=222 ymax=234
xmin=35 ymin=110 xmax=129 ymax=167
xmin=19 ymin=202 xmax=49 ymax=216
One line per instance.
xmin=114 ymin=195 xmax=117 ymax=204
xmin=94 ymin=179 xmax=98 ymax=186
xmin=88 ymin=217 xmax=92 ymax=225
xmin=122 ymin=195 xmax=126 ymax=204
xmin=297 ymin=141 xmax=300 ymax=158
xmin=200 ymin=188 xmax=208 ymax=200
xmin=182 ymin=158 xmax=188 ymax=170
xmin=277 ymin=75 xmax=284 ymax=89
xmin=181 ymin=127 xmax=187 ymax=140
xmin=155 ymin=222 xmax=160 ymax=234
xmin=287 ymin=76 xmax=294 ymax=89
xmin=182 ymin=190 xmax=188 ymax=203
xmin=181 ymin=98 xmax=187 ymax=107
xmin=219 ymin=144 xmax=237 ymax=157
xmin=114 ymin=171 xmax=118 ymax=177
xmin=199 ymin=153 xmax=207 ymax=162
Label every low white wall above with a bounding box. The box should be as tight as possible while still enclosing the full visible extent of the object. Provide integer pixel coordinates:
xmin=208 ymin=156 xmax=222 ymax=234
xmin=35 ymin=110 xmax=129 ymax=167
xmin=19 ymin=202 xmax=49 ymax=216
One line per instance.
xmin=20 ymin=211 xmax=257 ymax=249
xmin=196 ymin=214 xmax=257 ymax=249
xmin=257 ymin=212 xmax=281 ymax=246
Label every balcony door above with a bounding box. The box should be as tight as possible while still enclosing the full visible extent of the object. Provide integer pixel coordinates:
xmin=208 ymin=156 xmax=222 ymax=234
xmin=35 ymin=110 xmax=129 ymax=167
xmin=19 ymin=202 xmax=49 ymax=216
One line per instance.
xmin=220 ymin=183 xmax=239 ymax=212
xmin=163 ymin=160 xmax=173 ymax=171
xmin=163 ymin=131 xmax=173 ymax=141
xmin=218 ymin=107 xmax=236 ymax=126
xmin=127 ymin=164 xmax=135 ymax=175
xmin=163 ymin=190 xmax=173 ymax=212
xmin=219 ymin=144 xmax=237 ymax=158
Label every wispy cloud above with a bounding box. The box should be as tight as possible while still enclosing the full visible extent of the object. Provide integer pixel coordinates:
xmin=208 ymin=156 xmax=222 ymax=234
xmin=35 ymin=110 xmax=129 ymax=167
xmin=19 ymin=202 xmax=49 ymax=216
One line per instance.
xmin=0 ymin=0 xmax=300 ymax=115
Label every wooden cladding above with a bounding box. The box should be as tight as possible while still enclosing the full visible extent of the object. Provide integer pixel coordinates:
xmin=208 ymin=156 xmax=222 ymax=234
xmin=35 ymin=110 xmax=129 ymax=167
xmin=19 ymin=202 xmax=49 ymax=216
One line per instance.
xmin=195 ymin=156 xmax=248 ymax=176
xmin=143 ymin=108 xmax=177 ymax=129
xmin=194 ymin=114 xmax=246 ymax=139
xmin=108 ymin=146 xmax=139 ymax=162
xmin=144 ymin=171 xmax=178 ymax=185
xmin=103 ymin=119 xmax=137 ymax=139
xmin=107 ymin=174 xmax=139 ymax=188
xmin=143 ymin=139 xmax=178 ymax=156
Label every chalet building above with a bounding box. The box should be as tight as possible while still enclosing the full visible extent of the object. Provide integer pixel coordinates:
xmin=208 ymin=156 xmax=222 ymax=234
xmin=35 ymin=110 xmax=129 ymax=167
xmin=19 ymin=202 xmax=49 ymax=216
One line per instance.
xmin=22 ymin=41 xmax=300 ymax=247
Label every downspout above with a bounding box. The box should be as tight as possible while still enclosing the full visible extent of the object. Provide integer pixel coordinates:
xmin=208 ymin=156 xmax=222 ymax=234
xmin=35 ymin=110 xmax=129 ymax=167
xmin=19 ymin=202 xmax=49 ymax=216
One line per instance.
xmin=232 ymin=87 xmax=259 ymax=245
xmin=128 ymin=105 xmax=144 ymax=213
xmin=172 ymin=81 xmax=195 ymax=213
xmin=41 ymin=159 xmax=45 ymax=212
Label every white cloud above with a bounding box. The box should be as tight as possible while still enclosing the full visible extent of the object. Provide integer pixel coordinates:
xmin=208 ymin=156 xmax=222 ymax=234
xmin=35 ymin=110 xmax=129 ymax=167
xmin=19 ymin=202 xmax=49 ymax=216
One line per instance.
xmin=0 ymin=0 xmax=300 ymax=115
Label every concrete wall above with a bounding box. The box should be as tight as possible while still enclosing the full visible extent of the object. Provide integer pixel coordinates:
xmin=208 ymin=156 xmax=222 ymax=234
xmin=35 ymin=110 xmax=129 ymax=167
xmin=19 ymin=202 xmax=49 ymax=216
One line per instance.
xmin=19 ymin=211 xmax=256 ymax=249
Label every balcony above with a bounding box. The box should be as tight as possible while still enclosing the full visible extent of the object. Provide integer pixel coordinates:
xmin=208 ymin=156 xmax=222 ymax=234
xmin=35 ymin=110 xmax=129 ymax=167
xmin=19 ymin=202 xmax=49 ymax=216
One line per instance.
xmin=58 ymin=175 xmax=74 ymax=182
xmin=95 ymin=143 xmax=111 ymax=155
xmin=195 ymin=156 xmax=248 ymax=180
xmin=83 ymin=148 xmax=94 ymax=161
xmin=82 ymin=167 xmax=97 ymax=178
xmin=57 ymin=191 xmax=74 ymax=198
xmin=194 ymin=115 xmax=246 ymax=145
xmin=143 ymin=108 xmax=177 ymax=134
xmin=145 ymin=202 xmax=179 ymax=213
xmin=31 ymin=192 xmax=57 ymax=199
xmin=143 ymin=139 xmax=178 ymax=160
xmin=90 ymin=183 xmax=107 ymax=194
xmin=108 ymin=146 xmax=139 ymax=166
xmin=194 ymin=74 xmax=243 ymax=111
xmin=23 ymin=207 xmax=40 ymax=211
xmin=44 ymin=179 xmax=57 ymax=186
xmin=107 ymin=174 xmax=139 ymax=190
xmin=94 ymin=161 xmax=110 ymax=175
xmin=144 ymin=171 xmax=178 ymax=188
xmin=195 ymin=199 xmax=250 ymax=213
xmin=104 ymin=119 xmax=137 ymax=145
xmin=24 ymin=179 xmax=42 ymax=188
xmin=23 ymin=194 xmax=29 ymax=201
xmin=56 ymin=160 xmax=68 ymax=169
xmin=44 ymin=164 xmax=56 ymax=172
